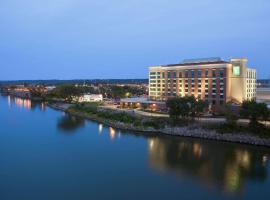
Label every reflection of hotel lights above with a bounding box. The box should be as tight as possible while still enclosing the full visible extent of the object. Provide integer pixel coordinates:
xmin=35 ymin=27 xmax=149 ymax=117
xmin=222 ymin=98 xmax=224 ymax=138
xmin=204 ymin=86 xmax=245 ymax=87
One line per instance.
xmin=193 ymin=143 xmax=202 ymax=158
xmin=98 ymin=124 xmax=103 ymax=134
xmin=149 ymin=139 xmax=154 ymax=150
xmin=8 ymin=96 xmax=11 ymax=110
xmin=109 ymin=127 xmax=116 ymax=140
xmin=41 ymin=103 xmax=45 ymax=111
xmin=118 ymin=131 xmax=121 ymax=138
xmin=236 ymin=150 xmax=250 ymax=169
xmin=263 ymin=155 xmax=268 ymax=165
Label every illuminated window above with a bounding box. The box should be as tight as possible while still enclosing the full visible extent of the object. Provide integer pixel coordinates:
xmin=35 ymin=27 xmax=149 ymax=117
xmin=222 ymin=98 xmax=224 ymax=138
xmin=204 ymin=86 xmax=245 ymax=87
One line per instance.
xmin=233 ymin=66 xmax=240 ymax=76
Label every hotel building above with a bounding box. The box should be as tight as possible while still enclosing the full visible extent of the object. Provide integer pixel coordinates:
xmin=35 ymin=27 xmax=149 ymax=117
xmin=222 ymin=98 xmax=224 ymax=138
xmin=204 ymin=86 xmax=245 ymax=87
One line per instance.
xmin=149 ymin=58 xmax=256 ymax=107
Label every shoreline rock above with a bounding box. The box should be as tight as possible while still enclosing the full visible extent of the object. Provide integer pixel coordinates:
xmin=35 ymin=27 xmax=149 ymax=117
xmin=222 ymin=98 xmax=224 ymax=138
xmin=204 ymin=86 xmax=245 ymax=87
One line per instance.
xmin=48 ymin=104 xmax=270 ymax=148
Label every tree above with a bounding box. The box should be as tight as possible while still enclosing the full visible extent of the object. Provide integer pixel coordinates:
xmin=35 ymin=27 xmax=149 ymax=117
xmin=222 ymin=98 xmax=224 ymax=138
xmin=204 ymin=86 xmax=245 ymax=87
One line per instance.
xmin=166 ymin=97 xmax=188 ymax=124
xmin=52 ymin=85 xmax=84 ymax=102
xmin=196 ymin=99 xmax=208 ymax=118
xmin=225 ymin=103 xmax=239 ymax=128
xmin=240 ymin=100 xmax=269 ymax=126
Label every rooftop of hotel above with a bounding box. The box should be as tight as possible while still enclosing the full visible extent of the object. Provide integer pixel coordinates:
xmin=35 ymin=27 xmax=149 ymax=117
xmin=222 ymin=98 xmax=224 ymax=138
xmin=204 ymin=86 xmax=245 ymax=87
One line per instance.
xmin=163 ymin=57 xmax=229 ymax=67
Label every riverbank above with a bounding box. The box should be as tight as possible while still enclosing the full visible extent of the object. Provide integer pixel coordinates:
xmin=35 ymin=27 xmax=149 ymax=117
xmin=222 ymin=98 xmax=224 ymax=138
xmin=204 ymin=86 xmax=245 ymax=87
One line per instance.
xmin=47 ymin=102 xmax=270 ymax=147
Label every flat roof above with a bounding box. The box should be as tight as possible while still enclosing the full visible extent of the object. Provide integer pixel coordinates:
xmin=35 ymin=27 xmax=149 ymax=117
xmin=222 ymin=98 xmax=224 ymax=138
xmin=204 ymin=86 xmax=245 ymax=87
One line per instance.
xmin=163 ymin=60 xmax=229 ymax=67
xmin=120 ymin=97 xmax=165 ymax=104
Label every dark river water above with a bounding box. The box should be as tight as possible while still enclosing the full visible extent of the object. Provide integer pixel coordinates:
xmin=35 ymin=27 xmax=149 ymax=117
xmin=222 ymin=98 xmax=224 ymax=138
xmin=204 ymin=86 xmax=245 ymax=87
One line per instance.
xmin=1 ymin=95 xmax=270 ymax=200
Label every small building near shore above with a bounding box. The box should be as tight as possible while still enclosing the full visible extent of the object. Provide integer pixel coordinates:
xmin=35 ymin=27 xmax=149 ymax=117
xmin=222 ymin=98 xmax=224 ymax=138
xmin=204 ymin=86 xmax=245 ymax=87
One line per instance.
xmin=77 ymin=94 xmax=103 ymax=102
xmin=120 ymin=97 xmax=166 ymax=111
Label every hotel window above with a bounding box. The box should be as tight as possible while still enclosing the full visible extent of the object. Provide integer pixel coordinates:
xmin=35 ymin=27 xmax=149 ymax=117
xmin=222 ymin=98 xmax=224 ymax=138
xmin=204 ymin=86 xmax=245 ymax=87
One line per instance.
xmin=185 ymin=70 xmax=189 ymax=78
xmin=173 ymin=72 xmax=177 ymax=78
xmin=220 ymin=69 xmax=224 ymax=77
xmin=185 ymin=89 xmax=188 ymax=93
xmin=212 ymin=89 xmax=216 ymax=93
xmin=220 ymin=95 xmax=224 ymax=99
xmin=162 ymin=72 xmax=165 ymax=78
xmin=220 ymin=100 xmax=224 ymax=105
xmin=168 ymin=72 xmax=171 ymax=78
xmin=191 ymin=70 xmax=195 ymax=78
xmin=212 ymin=100 xmax=216 ymax=105
xmin=198 ymin=89 xmax=201 ymax=93
xmin=205 ymin=79 xmax=208 ymax=83
xmin=205 ymin=70 xmax=209 ymax=78
xmin=179 ymin=71 xmax=182 ymax=78
xmin=205 ymin=94 xmax=208 ymax=98
xmin=198 ymin=70 xmax=202 ymax=78
xmin=150 ymin=72 xmax=156 ymax=75
xmin=205 ymin=89 xmax=208 ymax=93
xmin=212 ymin=70 xmax=216 ymax=77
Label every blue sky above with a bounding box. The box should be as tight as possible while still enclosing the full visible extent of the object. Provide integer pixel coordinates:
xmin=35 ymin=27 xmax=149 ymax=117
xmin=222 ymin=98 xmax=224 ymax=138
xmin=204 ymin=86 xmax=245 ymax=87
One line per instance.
xmin=0 ymin=0 xmax=270 ymax=80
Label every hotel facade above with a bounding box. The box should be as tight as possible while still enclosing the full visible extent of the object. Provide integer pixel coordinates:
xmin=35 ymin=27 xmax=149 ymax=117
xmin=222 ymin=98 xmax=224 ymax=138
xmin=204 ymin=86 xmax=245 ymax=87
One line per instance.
xmin=149 ymin=58 xmax=256 ymax=107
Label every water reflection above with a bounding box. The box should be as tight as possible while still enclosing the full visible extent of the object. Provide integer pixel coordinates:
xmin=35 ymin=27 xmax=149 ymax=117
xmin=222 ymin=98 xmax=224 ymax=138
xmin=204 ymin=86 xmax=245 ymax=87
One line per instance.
xmin=57 ymin=114 xmax=85 ymax=133
xmin=148 ymin=137 xmax=269 ymax=193
xmin=6 ymin=96 xmax=46 ymax=111
xmin=109 ymin=127 xmax=116 ymax=140
xmin=98 ymin=124 xmax=103 ymax=134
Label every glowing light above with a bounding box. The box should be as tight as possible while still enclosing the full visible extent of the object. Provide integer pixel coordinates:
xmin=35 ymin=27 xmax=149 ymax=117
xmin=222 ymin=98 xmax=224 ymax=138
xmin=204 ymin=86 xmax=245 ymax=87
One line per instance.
xmin=8 ymin=96 xmax=11 ymax=110
xmin=98 ymin=124 xmax=103 ymax=134
xmin=263 ymin=155 xmax=268 ymax=165
xmin=109 ymin=127 xmax=116 ymax=140
xmin=118 ymin=131 xmax=121 ymax=138
xmin=149 ymin=139 xmax=154 ymax=150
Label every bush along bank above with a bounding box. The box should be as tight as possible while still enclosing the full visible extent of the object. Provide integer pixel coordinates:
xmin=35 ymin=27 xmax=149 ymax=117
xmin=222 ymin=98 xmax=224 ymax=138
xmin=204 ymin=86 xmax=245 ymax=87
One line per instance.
xmin=63 ymin=102 xmax=270 ymax=147
xmin=66 ymin=103 xmax=166 ymax=132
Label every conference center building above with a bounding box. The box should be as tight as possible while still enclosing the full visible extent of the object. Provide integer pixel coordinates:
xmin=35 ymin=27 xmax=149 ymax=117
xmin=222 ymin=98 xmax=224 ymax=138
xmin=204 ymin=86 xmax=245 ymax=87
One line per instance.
xmin=149 ymin=57 xmax=256 ymax=109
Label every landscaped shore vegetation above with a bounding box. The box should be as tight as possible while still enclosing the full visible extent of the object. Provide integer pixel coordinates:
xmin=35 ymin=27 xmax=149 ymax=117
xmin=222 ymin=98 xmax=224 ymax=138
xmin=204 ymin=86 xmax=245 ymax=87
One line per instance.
xmin=67 ymin=102 xmax=165 ymax=130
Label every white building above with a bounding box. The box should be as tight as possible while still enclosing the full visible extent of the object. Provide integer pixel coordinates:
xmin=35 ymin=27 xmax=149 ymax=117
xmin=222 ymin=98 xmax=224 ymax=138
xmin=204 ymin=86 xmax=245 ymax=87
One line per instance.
xmin=77 ymin=94 xmax=103 ymax=102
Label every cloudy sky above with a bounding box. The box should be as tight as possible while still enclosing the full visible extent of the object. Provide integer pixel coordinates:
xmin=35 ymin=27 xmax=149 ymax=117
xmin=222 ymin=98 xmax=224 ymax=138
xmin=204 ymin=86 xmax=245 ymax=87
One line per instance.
xmin=0 ymin=0 xmax=270 ymax=80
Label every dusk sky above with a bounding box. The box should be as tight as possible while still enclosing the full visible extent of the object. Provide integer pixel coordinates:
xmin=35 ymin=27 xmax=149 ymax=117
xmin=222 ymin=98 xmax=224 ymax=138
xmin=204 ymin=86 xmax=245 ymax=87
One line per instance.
xmin=0 ymin=0 xmax=270 ymax=80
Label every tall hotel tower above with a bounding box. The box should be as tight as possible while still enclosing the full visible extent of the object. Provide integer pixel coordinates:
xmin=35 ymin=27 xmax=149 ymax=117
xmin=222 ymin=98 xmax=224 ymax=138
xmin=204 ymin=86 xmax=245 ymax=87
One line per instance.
xmin=149 ymin=58 xmax=256 ymax=107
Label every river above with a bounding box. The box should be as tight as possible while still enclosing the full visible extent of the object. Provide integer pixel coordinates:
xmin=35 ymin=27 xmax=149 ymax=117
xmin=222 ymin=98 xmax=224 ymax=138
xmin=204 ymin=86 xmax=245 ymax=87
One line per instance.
xmin=0 ymin=95 xmax=270 ymax=200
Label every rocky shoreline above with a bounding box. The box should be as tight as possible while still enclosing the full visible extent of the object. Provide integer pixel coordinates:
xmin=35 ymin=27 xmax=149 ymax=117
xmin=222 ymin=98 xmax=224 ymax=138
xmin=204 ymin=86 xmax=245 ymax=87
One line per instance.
xmin=47 ymin=103 xmax=270 ymax=147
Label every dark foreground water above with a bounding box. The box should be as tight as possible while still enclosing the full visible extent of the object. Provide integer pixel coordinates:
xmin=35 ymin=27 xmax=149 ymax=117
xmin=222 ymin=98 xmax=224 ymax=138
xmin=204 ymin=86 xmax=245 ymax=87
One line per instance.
xmin=0 ymin=95 xmax=270 ymax=200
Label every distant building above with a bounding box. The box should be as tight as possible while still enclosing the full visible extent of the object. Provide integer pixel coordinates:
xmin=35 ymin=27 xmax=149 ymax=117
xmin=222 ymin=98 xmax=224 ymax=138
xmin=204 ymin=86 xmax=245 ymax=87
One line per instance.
xmin=257 ymin=87 xmax=270 ymax=109
xmin=257 ymin=79 xmax=270 ymax=88
xmin=120 ymin=97 xmax=166 ymax=111
xmin=77 ymin=94 xmax=103 ymax=102
xmin=149 ymin=58 xmax=256 ymax=108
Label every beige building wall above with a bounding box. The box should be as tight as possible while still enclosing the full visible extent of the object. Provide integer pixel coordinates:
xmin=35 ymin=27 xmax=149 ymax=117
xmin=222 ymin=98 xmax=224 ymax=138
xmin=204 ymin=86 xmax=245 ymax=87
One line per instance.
xmin=149 ymin=58 xmax=256 ymax=105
